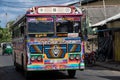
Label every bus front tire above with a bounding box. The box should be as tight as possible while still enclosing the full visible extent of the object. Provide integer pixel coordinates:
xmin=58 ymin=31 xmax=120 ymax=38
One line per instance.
xmin=15 ymin=66 xmax=20 ymax=71
xmin=14 ymin=62 xmax=21 ymax=72
xmin=67 ymin=70 xmax=76 ymax=78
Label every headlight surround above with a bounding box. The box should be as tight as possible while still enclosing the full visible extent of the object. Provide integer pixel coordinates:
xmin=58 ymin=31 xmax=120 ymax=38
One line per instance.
xmin=37 ymin=56 xmax=42 ymax=61
xmin=76 ymin=54 xmax=80 ymax=60
xmin=31 ymin=56 xmax=35 ymax=61
xmin=69 ymin=54 xmax=74 ymax=60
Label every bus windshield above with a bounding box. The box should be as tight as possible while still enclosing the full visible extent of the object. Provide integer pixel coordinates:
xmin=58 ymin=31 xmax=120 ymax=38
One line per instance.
xmin=56 ymin=20 xmax=80 ymax=33
xmin=28 ymin=20 xmax=54 ymax=33
xmin=56 ymin=16 xmax=81 ymax=33
xmin=27 ymin=17 xmax=81 ymax=33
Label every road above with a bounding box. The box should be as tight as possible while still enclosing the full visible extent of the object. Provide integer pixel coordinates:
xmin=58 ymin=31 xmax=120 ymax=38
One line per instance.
xmin=0 ymin=54 xmax=120 ymax=80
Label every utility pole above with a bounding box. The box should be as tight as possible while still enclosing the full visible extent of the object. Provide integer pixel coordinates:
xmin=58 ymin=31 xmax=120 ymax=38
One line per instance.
xmin=5 ymin=13 xmax=8 ymax=27
xmin=103 ymin=0 xmax=107 ymax=20
xmin=79 ymin=0 xmax=82 ymax=7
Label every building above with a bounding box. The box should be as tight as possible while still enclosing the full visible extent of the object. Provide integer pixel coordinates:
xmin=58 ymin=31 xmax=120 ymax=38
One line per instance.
xmin=88 ymin=0 xmax=120 ymax=62
xmin=74 ymin=0 xmax=120 ymax=61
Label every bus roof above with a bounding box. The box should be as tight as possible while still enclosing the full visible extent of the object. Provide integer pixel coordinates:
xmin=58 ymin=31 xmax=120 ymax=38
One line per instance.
xmin=26 ymin=6 xmax=82 ymax=16
xmin=12 ymin=6 xmax=82 ymax=27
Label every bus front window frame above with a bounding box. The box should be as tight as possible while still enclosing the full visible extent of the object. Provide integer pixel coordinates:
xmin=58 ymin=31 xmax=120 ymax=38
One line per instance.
xmin=56 ymin=16 xmax=81 ymax=34
xmin=27 ymin=17 xmax=54 ymax=33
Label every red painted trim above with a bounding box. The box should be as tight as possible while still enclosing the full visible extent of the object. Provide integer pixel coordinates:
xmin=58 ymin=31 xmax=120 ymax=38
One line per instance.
xmin=26 ymin=6 xmax=83 ymax=16
xmin=26 ymin=14 xmax=82 ymax=17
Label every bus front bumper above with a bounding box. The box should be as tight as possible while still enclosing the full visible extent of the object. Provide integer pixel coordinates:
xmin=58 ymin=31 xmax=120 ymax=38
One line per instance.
xmin=27 ymin=63 xmax=85 ymax=71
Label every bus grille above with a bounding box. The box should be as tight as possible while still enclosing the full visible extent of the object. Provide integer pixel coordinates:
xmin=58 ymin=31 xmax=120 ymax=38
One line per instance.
xmin=44 ymin=44 xmax=67 ymax=58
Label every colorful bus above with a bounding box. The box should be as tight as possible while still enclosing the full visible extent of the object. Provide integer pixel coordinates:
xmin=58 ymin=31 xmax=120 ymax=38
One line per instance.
xmin=12 ymin=5 xmax=85 ymax=78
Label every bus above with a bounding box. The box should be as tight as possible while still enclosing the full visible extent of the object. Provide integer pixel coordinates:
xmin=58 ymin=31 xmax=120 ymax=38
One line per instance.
xmin=12 ymin=5 xmax=85 ymax=79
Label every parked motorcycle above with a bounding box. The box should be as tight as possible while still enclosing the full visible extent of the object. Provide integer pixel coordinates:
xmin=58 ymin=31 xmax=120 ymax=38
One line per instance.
xmin=85 ymin=51 xmax=96 ymax=66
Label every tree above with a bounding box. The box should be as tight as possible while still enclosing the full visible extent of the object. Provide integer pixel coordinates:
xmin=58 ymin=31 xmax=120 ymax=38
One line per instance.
xmin=0 ymin=28 xmax=12 ymax=43
xmin=6 ymin=20 xmax=14 ymax=31
xmin=0 ymin=20 xmax=14 ymax=43
xmin=0 ymin=27 xmax=3 ymax=38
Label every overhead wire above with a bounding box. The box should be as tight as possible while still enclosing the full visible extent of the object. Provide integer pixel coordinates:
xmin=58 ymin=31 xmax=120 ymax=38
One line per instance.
xmin=1 ymin=3 xmax=31 ymax=8
xmin=0 ymin=0 xmax=42 ymax=8
xmin=0 ymin=0 xmax=44 ymax=3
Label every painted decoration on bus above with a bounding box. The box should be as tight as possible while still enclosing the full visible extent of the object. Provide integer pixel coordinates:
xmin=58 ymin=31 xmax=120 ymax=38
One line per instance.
xmin=68 ymin=44 xmax=81 ymax=52
xmin=27 ymin=41 xmax=85 ymax=70
xmin=28 ymin=17 xmax=53 ymax=22
xmin=27 ymin=6 xmax=82 ymax=15
xmin=28 ymin=37 xmax=81 ymax=45
xmin=68 ymin=33 xmax=78 ymax=37
xmin=56 ymin=17 xmax=80 ymax=21
xmin=29 ymin=45 xmax=43 ymax=53
xmin=44 ymin=44 xmax=67 ymax=58
xmin=37 ymin=7 xmax=72 ymax=14
xmin=44 ymin=59 xmax=67 ymax=64
xmin=27 ymin=64 xmax=82 ymax=70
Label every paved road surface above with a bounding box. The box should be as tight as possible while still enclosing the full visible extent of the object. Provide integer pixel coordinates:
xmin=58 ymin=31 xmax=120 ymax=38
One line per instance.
xmin=0 ymin=55 xmax=120 ymax=80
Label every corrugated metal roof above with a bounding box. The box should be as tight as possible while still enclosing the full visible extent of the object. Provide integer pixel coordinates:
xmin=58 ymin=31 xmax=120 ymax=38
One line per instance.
xmin=67 ymin=0 xmax=96 ymax=6
xmin=91 ymin=13 xmax=120 ymax=27
xmin=84 ymin=5 xmax=120 ymax=26
xmin=68 ymin=0 xmax=120 ymax=27
xmin=91 ymin=20 xmax=107 ymax=27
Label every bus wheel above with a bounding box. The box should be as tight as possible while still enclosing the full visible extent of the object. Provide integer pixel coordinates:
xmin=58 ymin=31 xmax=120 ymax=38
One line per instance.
xmin=14 ymin=62 xmax=21 ymax=72
xmin=15 ymin=65 xmax=19 ymax=71
xmin=67 ymin=70 xmax=76 ymax=78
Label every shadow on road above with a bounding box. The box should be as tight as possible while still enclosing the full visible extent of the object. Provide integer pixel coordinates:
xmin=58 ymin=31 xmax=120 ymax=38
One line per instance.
xmin=25 ymin=71 xmax=77 ymax=80
xmin=0 ymin=66 xmax=120 ymax=80
xmin=86 ymin=65 xmax=113 ymax=71
xmin=99 ymin=76 xmax=120 ymax=80
xmin=0 ymin=66 xmax=77 ymax=80
xmin=0 ymin=55 xmax=77 ymax=80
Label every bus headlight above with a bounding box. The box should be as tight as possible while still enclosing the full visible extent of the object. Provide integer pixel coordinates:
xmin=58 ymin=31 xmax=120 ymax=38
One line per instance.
xmin=69 ymin=54 xmax=74 ymax=60
xmin=37 ymin=56 xmax=42 ymax=61
xmin=76 ymin=54 xmax=80 ymax=60
xmin=31 ymin=56 xmax=35 ymax=61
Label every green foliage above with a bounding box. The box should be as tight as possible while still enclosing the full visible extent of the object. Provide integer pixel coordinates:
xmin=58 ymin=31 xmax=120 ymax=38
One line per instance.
xmin=0 ymin=20 xmax=14 ymax=43
xmin=6 ymin=20 xmax=14 ymax=31
xmin=0 ymin=27 xmax=12 ymax=43
xmin=0 ymin=27 xmax=3 ymax=38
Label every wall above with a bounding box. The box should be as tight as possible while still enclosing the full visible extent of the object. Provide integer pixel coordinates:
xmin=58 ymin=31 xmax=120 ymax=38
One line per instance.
xmin=107 ymin=20 xmax=120 ymax=28
xmin=82 ymin=0 xmax=120 ymax=6
xmin=107 ymin=19 xmax=120 ymax=61
xmin=114 ymin=31 xmax=120 ymax=61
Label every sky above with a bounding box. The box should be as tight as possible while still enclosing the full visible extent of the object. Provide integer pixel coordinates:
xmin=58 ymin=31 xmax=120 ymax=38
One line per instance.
xmin=0 ymin=0 xmax=80 ymax=28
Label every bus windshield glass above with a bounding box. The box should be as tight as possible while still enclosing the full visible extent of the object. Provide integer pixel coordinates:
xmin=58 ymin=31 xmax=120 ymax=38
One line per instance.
xmin=28 ymin=17 xmax=54 ymax=33
xmin=56 ymin=17 xmax=81 ymax=33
